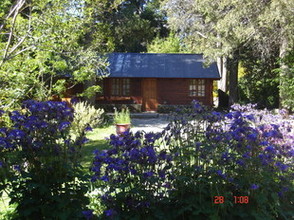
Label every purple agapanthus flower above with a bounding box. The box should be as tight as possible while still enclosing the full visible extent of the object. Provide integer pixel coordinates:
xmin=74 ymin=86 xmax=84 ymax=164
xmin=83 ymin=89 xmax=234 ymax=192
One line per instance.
xmin=58 ymin=121 xmax=71 ymax=131
xmin=250 ymin=184 xmax=259 ymax=190
xmin=163 ymin=182 xmax=171 ymax=189
xmin=100 ymin=175 xmax=109 ymax=182
xmin=275 ymin=162 xmax=289 ymax=171
xmin=143 ymin=171 xmax=154 ymax=178
xmin=8 ymin=129 xmax=26 ymax=139
xmin=85 ymin=125 xmax=93 ymax=132
xmin=64 ymin=139 xmax=70 ymax=145
xmin=70 ymin=97 xmax=79 ymax=104
xmin=216 ymin=170 xmax=226 ymax=178
xmin=158 ymin=170 xmax=166 ymax=179
xmin=105 ymin=209 xmax=116 ymax=217
xmin=82 ymin=210 xmax=93 ymax=220
xmin=13 ymin=165 xmax=21 ymax=172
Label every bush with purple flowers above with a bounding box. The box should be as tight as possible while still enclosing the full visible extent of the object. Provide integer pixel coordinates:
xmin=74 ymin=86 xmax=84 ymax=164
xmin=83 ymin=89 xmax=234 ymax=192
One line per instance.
xmin=0 ymin=100 xmax=90 ymax=219
xmin=91 ymin=130 xmax=174 ymax=219
xmin=91 ymin=101 xmax=293 ymax=219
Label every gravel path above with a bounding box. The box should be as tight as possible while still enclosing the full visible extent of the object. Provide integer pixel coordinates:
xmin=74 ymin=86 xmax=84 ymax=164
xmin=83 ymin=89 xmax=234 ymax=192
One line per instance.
xmin=130 ymin=115 xmax=170 ymax=133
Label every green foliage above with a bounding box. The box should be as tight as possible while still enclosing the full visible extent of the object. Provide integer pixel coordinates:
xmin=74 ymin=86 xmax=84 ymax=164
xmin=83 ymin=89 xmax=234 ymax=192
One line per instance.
xmin=86 ymin=0 xmax=168 ymax=52
xmin=147 ymin=32 xmax=184 ymax=53
xmin=278 ymin=51 xmax=294 ymax=111
xmin=70 ymin=101 xmax=105 ymax=138
xmin=115 ymin=14 xmax=155 ymax=52
xmin=164 ymin=0 xmax=294 ymax=107
xmin=114 ymin=107 xmax=131 ymax=124
xmin=52 ymin=79 xmax=67 ymax=95
xmin=238 ymin=48 xmax=294 ymax=110
xmin=0 ymin=0 xmax=111 ymax=110
xmin=0 ymin=199 xmax=16 ymax=220
xmin=79 ymin=85 xmax=102 ymax=99
xmin=238 ymin=53 xmax=280 ymax=109
xmin=165 ymin=0 xmax=294 ymax=59
xmin=279 ymin=75 xmax=294 ymax=111
xmin=0 ymin=0 xmax=11 ymax=19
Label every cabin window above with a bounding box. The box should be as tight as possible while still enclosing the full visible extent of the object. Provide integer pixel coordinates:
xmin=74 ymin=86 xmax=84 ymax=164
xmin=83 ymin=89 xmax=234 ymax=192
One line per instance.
xmin=189 ymin=79 xmax=205 ymax=97
xmin=111 ymin=78 xmax=130 ymax=96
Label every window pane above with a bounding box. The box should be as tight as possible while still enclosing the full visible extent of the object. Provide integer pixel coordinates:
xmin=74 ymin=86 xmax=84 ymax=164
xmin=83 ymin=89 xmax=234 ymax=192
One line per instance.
xmin=111 ymin=78 xmax=130 ymax=96
xmin=198 ymin=91 xmax=205 ymax=97
xmin=189 ymin=79 xmax=206 ymax=97
xmin=111 ymin=79 xmax=119 ymax=96
xmin=123 ymin=79 xmax=130 ymax=96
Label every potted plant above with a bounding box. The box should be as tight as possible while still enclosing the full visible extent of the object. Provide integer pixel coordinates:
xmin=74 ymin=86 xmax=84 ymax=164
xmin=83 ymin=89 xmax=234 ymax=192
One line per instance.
xmin=114 ymin=107 xmax=131 ymax=135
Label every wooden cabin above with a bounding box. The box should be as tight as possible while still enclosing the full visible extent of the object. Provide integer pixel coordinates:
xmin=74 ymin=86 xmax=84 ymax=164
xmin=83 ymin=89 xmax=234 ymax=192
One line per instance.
xmin=95 ymin=53 xmax=220 ymax=111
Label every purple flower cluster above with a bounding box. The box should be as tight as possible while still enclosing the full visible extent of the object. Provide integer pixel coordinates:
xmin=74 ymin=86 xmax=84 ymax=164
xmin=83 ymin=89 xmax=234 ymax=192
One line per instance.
xmin=91 ymin=130 xmax=174 ymax=215
xmin=92 ymin=131 xmax=173 ymax=182
xmin=82 ymin=210 xmax=93 ymax=220
xmin=0 ymin=100 xmax=94 ymax=219
xmin=0 ymin=100 xmax=78 ymax=166
xmin=91 ymin=101 xmax=293 ymax=218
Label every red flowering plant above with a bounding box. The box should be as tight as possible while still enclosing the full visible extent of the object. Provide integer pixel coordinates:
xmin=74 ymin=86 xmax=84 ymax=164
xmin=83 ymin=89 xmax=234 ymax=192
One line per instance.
xmin=0 ymin=100 xmax=90 ymax=219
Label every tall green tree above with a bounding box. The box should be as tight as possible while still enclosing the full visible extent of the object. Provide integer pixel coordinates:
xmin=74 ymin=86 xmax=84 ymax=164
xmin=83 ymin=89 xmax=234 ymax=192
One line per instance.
xmin=164 ymin=0 xmax=294 ymax=108
xmin=0 ymin=0 xmax=112 ymax=110
xmin=86 ymin=0 xmax=168 ymax=52
xmin=238 ymin=47 xmax=280 ymax=108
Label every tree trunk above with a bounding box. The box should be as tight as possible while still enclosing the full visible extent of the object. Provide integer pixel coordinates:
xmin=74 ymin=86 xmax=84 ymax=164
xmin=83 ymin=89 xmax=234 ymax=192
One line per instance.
xmin=217 ymin=56 xmax=230 ymax=108
xmin=279 ymin=36 xmax=290 ymax=109
xmin=227 ymin=52 xmax=239 ymax=105
xmin=217 ymin=56 xmax=228 ymax=93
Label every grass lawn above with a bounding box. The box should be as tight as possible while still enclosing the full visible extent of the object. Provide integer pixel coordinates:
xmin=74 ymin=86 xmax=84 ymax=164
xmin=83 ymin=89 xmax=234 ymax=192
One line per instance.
xmin=81 ymin=125 xmax=115 ymax=172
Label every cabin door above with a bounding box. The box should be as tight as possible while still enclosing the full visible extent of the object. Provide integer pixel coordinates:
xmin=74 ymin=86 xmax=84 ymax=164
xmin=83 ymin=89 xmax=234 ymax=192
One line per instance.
xmin=142 ymin=79 xmax=158 ymax=111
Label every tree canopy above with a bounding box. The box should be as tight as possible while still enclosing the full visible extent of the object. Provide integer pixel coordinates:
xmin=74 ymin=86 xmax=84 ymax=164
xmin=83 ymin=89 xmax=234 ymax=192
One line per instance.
xmin=164 ymin=0 xmax=294 ymax=109
xmin=147 ymin=32 xmax=184 ymax=53
xmin=86 ymin=0 xmax=168 ymax=52
xmin=0 ymin=0 xmax=112 ymax=109
xmin=164 ymin=0 xmax=293 ymax=59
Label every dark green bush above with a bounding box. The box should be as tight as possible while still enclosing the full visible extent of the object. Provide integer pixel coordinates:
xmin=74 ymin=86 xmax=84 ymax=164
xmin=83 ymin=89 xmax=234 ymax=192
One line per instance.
xmin=157 ymin=104 xmax=191 ymax=113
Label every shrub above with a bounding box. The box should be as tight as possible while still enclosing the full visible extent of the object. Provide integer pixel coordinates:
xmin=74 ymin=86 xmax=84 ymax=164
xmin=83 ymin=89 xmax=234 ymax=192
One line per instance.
xmin=71 ymin=101 xmax=105 ymax=138
xmin=157 ymin=104 xmax=190 ymax=114
xmin=91 ymin=130 xmax=173 ymax=219
xmin=91 ymin=101 xmax=293 ymax=219
xmin=0 ymin=100 xmax=91 ymax=219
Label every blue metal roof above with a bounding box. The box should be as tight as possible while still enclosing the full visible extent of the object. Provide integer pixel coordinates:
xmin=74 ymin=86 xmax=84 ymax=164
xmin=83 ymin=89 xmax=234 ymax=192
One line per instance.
xmin=105 ymin=53 xmax=220 ymax=79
